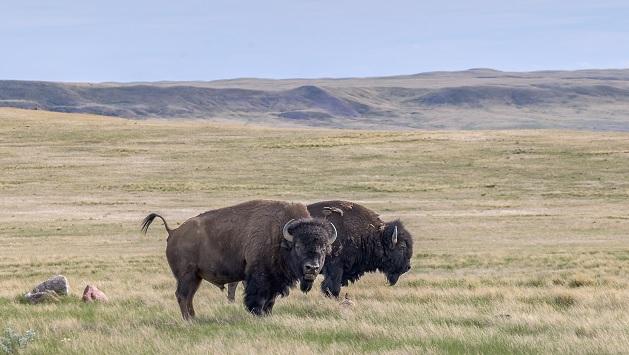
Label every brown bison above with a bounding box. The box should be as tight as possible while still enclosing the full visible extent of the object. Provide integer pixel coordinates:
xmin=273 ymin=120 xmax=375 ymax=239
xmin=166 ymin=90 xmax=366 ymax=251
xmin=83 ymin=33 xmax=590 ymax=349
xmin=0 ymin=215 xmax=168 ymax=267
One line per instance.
xmin=227 ymin=200 xmax=413 ymax=301
xmin=141 ymin=200 xmax=337 ymax=318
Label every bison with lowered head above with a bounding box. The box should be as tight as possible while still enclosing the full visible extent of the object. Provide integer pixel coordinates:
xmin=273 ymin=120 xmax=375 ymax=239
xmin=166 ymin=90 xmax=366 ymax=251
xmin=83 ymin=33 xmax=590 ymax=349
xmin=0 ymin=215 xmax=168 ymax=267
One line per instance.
xmin=141 ymin=200 xmax=337 ymax=318
xmin=227 ymin=200 xmax=413 ymax=301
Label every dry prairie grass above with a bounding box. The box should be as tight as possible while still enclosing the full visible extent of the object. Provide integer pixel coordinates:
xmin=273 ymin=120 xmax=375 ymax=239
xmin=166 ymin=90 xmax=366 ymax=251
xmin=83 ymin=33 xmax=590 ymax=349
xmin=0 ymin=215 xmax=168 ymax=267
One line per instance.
xmin=0 ymin=108 xmax=628 ymax=354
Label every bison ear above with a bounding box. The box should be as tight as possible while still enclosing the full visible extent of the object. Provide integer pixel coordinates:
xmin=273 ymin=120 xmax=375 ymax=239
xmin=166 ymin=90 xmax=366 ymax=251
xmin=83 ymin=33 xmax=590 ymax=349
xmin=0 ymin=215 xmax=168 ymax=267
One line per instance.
xmin=282 ymin=219 xmax=296 ymax=243
xmin=391 ymin=226 xmax=398 ymax=247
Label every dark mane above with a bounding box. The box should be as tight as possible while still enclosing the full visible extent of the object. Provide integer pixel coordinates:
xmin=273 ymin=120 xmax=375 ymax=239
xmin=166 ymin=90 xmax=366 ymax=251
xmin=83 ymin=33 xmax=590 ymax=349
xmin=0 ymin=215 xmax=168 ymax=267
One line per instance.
xmin=341 ymin=228 xmax=384 ymax=285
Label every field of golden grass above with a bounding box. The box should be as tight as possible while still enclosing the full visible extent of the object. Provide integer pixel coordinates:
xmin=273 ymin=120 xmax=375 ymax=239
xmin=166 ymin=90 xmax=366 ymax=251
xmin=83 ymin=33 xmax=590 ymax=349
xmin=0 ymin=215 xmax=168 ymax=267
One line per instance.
xmin=0 ymin=108 xmax=628 ymax=354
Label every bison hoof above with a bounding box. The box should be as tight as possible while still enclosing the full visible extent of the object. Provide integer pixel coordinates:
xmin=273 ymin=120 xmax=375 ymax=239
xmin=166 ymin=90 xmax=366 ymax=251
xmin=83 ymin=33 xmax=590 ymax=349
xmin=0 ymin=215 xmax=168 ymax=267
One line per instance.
xmin=249 ymin=307 xmax=264 ymax=316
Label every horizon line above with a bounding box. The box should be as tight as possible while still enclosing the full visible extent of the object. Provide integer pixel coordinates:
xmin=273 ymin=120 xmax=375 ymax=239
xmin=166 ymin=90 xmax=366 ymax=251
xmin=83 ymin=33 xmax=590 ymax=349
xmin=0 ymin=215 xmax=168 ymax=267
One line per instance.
xmin=2 ymin=67 xmax=628 ymax=85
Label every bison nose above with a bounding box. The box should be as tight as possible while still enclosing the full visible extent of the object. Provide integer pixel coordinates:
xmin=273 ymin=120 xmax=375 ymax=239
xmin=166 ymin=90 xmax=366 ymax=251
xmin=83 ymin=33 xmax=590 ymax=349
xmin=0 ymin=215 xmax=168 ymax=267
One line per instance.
xmin=304 ymin=262 xmax=320 ymax=273
xmin=406 ymin=265 xmax=411 ymax=272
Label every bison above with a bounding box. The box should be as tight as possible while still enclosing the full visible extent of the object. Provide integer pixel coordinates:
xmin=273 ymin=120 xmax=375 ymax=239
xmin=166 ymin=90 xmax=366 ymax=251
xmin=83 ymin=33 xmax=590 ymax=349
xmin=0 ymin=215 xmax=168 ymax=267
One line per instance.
xmin=141 ymin=200 xmax=337 ymax=318
xmin=226 ymin=200 xmax=413 ymax=301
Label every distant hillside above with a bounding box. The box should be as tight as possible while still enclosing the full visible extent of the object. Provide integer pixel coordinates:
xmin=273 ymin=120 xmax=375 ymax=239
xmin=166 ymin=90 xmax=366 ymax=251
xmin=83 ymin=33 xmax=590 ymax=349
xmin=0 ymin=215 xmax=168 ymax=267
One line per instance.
xmin=2 ymin=68 xmax=629 ymax=130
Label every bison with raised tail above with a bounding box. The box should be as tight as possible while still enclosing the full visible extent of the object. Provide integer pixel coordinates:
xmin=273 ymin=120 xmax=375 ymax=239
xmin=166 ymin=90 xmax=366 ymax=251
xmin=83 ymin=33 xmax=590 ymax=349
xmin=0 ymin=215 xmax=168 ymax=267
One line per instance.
xmin=227 ymin=200 xmax=413 ymax=301
xmin=141 ymin=200 xmax=337 ymax=318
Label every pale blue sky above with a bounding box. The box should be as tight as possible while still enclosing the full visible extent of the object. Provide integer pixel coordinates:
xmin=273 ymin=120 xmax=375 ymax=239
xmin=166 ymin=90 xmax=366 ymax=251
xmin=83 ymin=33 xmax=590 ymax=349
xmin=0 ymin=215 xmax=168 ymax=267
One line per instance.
xmin=1 ymin=0 xmax=628 ymax=82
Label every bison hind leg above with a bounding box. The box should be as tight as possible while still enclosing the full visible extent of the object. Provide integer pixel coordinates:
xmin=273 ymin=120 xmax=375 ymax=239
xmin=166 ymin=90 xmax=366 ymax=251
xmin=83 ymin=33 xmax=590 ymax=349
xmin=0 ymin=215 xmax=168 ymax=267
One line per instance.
xmin=175 ymin=272 xmax=202 ymax=320
xmin=227 ymin=282 xmax=238 ymax=303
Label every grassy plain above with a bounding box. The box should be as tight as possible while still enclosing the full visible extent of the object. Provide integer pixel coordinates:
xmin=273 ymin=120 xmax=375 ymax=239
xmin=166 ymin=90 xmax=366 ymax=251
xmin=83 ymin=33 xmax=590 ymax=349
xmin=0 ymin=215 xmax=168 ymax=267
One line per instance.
xmin=0 ymin=108 xmax=628 ymax=354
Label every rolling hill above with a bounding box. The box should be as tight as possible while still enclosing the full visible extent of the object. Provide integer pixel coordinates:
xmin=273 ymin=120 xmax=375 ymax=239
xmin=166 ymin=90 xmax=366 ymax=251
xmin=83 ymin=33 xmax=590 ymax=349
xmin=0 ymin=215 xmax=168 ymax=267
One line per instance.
xmin=2 ymin=68 xmax=629 ymax=130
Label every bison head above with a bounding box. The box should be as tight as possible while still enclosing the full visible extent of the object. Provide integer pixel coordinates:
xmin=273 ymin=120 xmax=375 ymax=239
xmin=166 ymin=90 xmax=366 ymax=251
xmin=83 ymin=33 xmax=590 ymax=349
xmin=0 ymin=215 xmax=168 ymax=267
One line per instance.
xmin=282 ymin=218 xmax=337 ymax=292
xmin=380 ymin=220 xmax=413 ymax=286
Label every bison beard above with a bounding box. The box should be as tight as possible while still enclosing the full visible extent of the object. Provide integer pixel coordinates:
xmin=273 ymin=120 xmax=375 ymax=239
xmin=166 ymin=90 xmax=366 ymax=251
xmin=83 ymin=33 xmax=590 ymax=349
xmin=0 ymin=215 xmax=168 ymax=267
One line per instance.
xmin=141 ymin=200 xmax=336 ymax=319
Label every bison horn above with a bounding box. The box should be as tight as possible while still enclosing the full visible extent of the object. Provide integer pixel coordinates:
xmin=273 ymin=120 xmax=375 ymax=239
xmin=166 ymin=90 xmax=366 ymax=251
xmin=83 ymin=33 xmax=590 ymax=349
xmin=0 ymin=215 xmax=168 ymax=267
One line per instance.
xmin=391 ymin=225 xmax=398 ymax=246
xmin=283 ymin=219 xmax=296 ymax=242
xmin=329 ymin=222 xmax=337 ymax=244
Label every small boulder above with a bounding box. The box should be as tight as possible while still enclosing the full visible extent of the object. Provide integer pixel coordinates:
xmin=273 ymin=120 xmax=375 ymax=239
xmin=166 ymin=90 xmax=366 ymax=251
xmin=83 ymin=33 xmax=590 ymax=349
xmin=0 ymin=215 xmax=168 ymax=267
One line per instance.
xmin=82 ymin=285 xmax=108 ymax=303
xmin=24 ymin=275 xmax=69 ymax=304
xmin=30 ymin=275 xmax=69 ymax=295
xmin=24 ymin=290 xmax=60 ymax=304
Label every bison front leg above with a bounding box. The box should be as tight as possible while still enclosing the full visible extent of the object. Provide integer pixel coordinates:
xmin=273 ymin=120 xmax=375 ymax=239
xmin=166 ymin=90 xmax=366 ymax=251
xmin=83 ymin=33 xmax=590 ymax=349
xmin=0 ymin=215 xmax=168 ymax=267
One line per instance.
xmin=321 ymin=262 xmax=343 ymax=298
xmin=321 ymin=267 xmax=343 ymax=298
xmin=262 ymin=295 xmax=277 ymax=315
xmin=243 ymin=273 xmax=272 ymax=316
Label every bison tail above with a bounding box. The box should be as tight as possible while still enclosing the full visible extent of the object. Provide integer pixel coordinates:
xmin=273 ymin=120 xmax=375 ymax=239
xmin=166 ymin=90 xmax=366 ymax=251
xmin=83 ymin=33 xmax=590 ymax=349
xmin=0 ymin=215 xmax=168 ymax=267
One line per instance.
xmin=141 ymin=213 xmax=171 ymax=235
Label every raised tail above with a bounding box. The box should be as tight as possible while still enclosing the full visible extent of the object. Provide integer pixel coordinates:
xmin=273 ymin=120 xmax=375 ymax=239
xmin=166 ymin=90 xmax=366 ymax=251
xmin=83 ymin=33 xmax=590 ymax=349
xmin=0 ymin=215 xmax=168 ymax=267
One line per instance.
xmin=141 ymin=213 xmax=171 ymax=235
